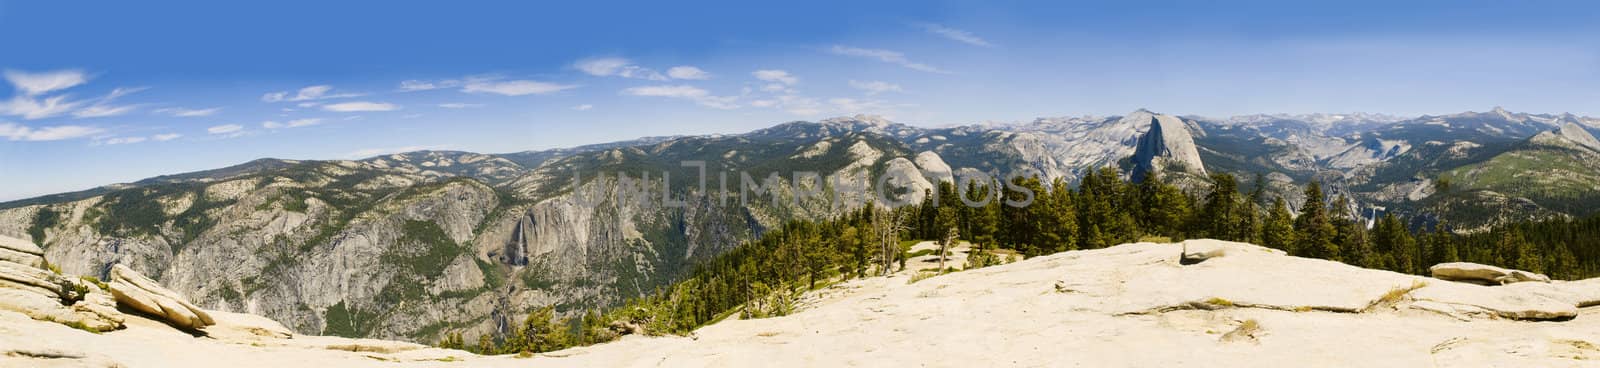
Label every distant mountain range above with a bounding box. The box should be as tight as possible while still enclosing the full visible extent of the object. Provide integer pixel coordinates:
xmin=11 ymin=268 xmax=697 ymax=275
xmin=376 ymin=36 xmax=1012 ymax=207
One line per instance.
xmin=3 ymin=107 xmax=1598 ymax=343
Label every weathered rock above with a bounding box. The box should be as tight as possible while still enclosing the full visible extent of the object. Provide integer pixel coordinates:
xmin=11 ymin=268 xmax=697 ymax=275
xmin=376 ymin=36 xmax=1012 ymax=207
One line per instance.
xmin=0 ymin=234 xmax=47 ymax=270
xmin=0 ymin=234 xmax=43 ymax=256
xmin=109 ymin=264 xmax=214 ymax=330
xmin=1410 ymin=281 xmax=1576 ymax=320
xmin=609 ymin=320 xmax=644 ymax=336
xmin=206 ymin=310 xmax=295 ymax=341
xmin=0 ymin=259 xmax=63 ymax=296
xmin=0 ymin=247 xmax=44 ymax=269
xmin=1180 ymin=241 xmax=1227 ymax=265
xmin=0 ymin=235 xmax=124 ymax=332
xmin=1430 ymin=262 xmax=1550 ymax=285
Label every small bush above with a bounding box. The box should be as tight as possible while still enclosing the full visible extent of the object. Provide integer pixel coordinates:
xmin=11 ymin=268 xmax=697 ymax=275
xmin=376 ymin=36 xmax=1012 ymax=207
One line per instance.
xmin=79 ymin=276 xmax=109 ymax=292
xmin=1375 ymin=280 xmax=1427 ymax=306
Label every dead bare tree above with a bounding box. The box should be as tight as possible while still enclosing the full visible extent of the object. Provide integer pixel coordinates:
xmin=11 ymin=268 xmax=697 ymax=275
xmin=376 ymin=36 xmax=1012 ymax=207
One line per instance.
xmin=871 ymin=207 xmax=909 ymax=276
xmin=939 ymin=226 xmax=959 ymax=272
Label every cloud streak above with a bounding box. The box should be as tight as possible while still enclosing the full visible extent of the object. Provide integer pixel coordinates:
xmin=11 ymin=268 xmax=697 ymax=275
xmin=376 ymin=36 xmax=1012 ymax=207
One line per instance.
xmin=262 ymin=118 xmax=323 ymax=129
xmin=155 ymin=107 xmax=222 ymax=117
xmin=667 ymin=66 xmax=711 ymax=80
xmin=3 ymin=69 xmax=89 ymax=96
xmin=622 ymin=85 xmax=737 ymax=109
xmin=322 ymin=101 xmax=399 ymax=112
xmin=261 ymin=85 xmax=362 ymax=102
xmin=462 ymin=80 xmax=577 ymax=96
xmin=829 ymin=46 xmax=948 ymax=73
xmin=0 ymin=122 xmax=103 ymax=141
xmin=918 ymin=23 xmax=994 ymax=47
xmin=207 ymin=124 xmax=244 ymax=135
xmin=849 ymin=80 xmax=902 ymax=95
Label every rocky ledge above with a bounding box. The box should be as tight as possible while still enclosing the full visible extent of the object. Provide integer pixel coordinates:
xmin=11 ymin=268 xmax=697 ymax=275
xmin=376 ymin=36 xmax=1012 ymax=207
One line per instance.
xmin=5 ymin=239 xmax=1600 ymax=367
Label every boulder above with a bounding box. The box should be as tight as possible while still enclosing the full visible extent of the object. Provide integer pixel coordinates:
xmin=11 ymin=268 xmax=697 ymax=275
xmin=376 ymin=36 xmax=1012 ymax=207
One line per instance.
xmin=1180 ymin=241 xmax=1227 ymax=265
xmin=0 ymin=234 xmax=43 ymax=256
xmin=0 ymin=236 xmax=124 ymax=332
xmin=108 ymin=264 xmax=214 ymax=330
xmin=0 ymin=235 xmax=45 ymax=270
xmin=1430 ymin=262 xmax=1550 ymax=285
xmin=1410 ymin=281 xmax=1576 ymax=320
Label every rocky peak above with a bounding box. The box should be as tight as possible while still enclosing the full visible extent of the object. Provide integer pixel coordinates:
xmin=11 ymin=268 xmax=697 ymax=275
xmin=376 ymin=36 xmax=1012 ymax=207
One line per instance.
xmin=1130 ymin=112 xmax=1207 ymax=182
xmin=1557 ymin=122 xmax=1600 ymax=152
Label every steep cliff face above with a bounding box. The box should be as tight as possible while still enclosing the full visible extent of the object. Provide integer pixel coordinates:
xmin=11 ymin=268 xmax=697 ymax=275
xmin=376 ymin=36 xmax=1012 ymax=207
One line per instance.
xmin=1130 ymin=113 xmax=1207 ymax=182
xmin=0 ymin=164 xmax=510 ymax=341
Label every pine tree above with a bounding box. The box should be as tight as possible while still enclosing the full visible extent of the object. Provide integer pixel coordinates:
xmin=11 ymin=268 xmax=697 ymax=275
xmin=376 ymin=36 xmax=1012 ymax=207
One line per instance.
xmin=1294 ymin=182 xmax=1339 ymax=261
xmin=1372 ymin=214 xmax=1413 ymax=273
xmin=1138 ymin=170 xmax=1190 ymax=239
xmin=1046 ymin=178 xmax=1079 ymax=252
xmin=1200 ymin=173 xmax=1241 ymax=240
xmin=1426 ymin=221 xmax=1458 ymax=266
xmin=1501 ymin=227 xmax=1541 ymax=273
xmin=1263 ymin=197 xmax=1296 ymax=252
xmin=1330 ymin=195 xmax=1370 ymax=267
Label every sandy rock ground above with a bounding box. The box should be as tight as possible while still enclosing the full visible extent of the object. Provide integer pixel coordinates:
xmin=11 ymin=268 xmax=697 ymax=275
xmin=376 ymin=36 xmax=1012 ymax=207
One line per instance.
xmin=6 ymin=240 xmax=1600 ymax=367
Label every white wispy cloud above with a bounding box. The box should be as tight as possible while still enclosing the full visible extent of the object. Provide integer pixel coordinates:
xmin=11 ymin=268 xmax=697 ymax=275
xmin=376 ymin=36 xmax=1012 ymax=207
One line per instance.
xmin=72 ymin=104 xmax=138 ymax=118
xmin=0 ymin=95 xmax=80 ymax=120
xmin=575 ymin=57 xmax=668 ymax=80
xmin=572 ymin=104 xmax=594 ymax=111
xmin=849 ymin=80 xmax=903 ymax=95
xmin=152 ymin=133 xmax=181 ymax=141
xmin=3 ymin=69 xmax=89 ymax=96
xmin=322 ymin=101 xmax=399 ymax=112
xmin=398 ymin=79 xmax=450 ymax=92
xmin=207 ymin=124 xmax=244 ymax=135
xmin=917 ymin=23 xmax=993 ymax=47
xmin=262 ymin=118 xmax=323 ymax=129
xmin=462 ymin=80 xmax=577 ymax=96
xmin=622 ymin=85 xmax=738 ymax=109
xmin=70 ymin=87 xmax=147 ymax=119
xmin=155 ymin=107 xmax=222 ymax=117
xmin=0 ymin=69 xmax=145 ymax=120
xmin=437 ymin=103 xmax=485 ymax=109
xmin=667 ymin=66 xmax=711 ymax=80
xmin=829 ymin=46 xmax=948 ymax=73
xmin=0 ymin=122 xmax=104 ymax=141
xmin=261 ymin=85 xmax=363 ymax=102
xmin=752 ymin=70 xmax=798 ymax=85
xmin=103 ymin=136 xmax=147 ymax=145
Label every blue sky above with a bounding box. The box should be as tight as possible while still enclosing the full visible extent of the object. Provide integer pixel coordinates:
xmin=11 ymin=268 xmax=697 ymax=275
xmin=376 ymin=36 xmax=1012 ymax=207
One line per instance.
xmin=1 ymin=0 xmax=1598 ymax=201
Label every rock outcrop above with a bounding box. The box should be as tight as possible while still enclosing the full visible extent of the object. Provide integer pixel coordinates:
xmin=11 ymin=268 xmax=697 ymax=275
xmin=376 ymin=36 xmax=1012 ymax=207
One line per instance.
xmin=0 ymin=235 xmax=123 ymax=332
xmin=1130 ymin=112 xmax=1206 ymax=182
xmin=1558 ymin=122 xmax=1600 ymax=152
xmin=7 ymin=239 xmax=1600 ymax=367
xmin=1430 ymin=262 xmax=1551 ymax=285
xmin=109 ymin=264 xmax=215 ymax=331
xmin=912 ymin=151 xmax=953 ymax=184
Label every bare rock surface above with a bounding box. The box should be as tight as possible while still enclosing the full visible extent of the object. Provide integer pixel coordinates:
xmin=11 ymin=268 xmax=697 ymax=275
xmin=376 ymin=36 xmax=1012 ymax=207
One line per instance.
xmin=0 ymin=235 xmax=123 ymax=333
xmin=7 ymin=239 xmax=1600 ymax=367
xmin=1431 ymin=262 xmax=1552 ymax=285
xmin=108 ymin=264 xmax=215 ymax=330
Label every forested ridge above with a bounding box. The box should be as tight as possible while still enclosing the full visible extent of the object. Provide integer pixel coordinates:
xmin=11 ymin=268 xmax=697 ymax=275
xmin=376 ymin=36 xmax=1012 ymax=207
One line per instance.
xmin=441 ymin=166 xmax=1600 ymax=355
